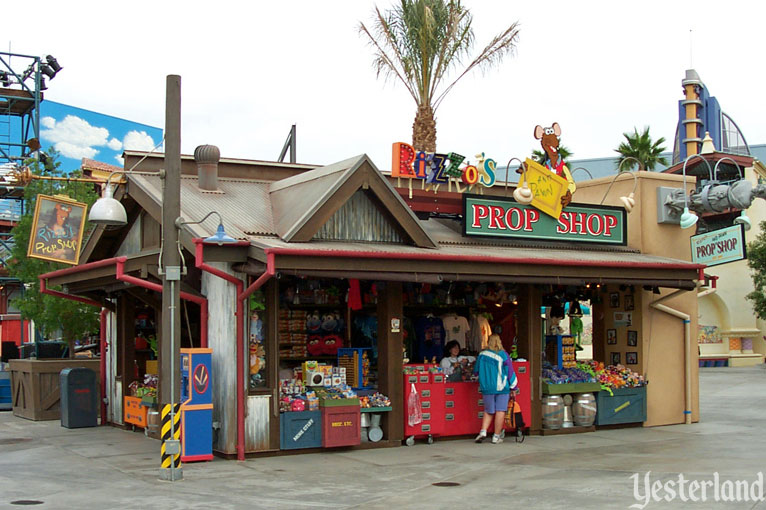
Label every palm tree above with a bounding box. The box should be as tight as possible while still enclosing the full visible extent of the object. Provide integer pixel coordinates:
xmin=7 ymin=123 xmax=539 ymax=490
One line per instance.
xmin=615 ymin=127 xmax=668 ymax=172
xmin=360 ymin=1 xmax=520 ymax=152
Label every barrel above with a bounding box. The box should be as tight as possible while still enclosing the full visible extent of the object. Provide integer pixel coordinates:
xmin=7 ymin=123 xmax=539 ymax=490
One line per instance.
xmin=573 ymin=393 xmax=597 ymax=426
xmin=542 ymin=395 xmax=564 ymax=429
xmin=145 ymin=409 xmax=160 ymax=438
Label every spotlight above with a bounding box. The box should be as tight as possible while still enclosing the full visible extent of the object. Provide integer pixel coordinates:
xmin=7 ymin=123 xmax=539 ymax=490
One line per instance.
xmin=39 ymin=77 xmax=47 ymax=91
xmin=40 ymin=64 xmax=56 ymax=79
xmin=0 ymin=71 xmax=10 ymax=88
xmin=45 ymin=55 xmax=62 ymax=74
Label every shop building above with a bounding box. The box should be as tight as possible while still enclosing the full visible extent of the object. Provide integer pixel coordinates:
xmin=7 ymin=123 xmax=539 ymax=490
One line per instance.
xmin=38 ymin=147 xmax=704 ymax=458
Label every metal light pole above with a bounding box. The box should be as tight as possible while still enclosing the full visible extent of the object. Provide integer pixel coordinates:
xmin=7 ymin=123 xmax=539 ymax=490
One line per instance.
xmin=160 ymin=75 xmax=182 ymax=481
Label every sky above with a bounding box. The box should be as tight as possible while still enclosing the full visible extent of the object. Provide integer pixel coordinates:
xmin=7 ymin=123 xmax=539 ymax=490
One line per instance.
xmin=4 ymin=1 xmax=766 ymax=173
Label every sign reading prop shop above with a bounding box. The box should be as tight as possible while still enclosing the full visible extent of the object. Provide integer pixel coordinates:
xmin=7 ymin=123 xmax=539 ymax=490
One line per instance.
xmin=27 ymin=194 xmax=88 ymax=265
xmin=464 ymin=194 xmax=627 ymax=245
xmin=690 ymin=225 xmax=746 ymax=267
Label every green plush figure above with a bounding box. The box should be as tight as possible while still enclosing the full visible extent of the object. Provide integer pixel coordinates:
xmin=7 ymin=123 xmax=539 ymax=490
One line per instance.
xmin=570 ymin=316 xmax=584 ymax=351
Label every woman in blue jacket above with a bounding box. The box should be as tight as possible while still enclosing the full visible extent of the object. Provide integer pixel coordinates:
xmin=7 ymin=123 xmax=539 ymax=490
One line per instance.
xmin=474 ymin=334 xmax=518 ymax=444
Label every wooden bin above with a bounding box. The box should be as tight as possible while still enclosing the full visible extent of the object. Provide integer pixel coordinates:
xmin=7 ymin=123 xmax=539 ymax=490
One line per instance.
xmin=595 ymin=387 xmax=647 ymax=426
xmin=9 ymin=359 xmax=100 ymax=421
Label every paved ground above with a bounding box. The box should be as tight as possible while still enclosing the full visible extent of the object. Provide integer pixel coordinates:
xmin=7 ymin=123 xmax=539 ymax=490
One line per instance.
xmin=1 ymin=365 xmax=765 ymax=509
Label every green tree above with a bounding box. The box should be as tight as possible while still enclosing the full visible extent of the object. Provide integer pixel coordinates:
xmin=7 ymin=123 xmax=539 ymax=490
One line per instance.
xmin=746 ymin=224 xmax=766 ymax=319
xmin=7 ymin=151 xmax=101 ymax=356
xmin=360 ymin=0 xmax=520 ymax=152
xmin=614 ymin=126 xmax=668 ymax=171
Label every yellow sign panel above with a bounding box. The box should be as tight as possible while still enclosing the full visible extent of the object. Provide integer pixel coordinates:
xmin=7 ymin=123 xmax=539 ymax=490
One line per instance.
xmin=27 ymin=194 xmax=88 ymax=265
xmin=521 ymin=159 xmax=568 ymax=219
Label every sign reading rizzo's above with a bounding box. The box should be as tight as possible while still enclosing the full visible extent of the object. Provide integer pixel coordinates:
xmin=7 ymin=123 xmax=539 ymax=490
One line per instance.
xmin=464 ymin=194 xmax=626 ymax=245
xmin=690 ymin=225 xmax=746 ymax=267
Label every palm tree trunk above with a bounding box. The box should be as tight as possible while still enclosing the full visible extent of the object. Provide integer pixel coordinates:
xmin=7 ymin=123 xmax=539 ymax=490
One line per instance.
xmin=412 ymin=104 xmax=437 ymax=153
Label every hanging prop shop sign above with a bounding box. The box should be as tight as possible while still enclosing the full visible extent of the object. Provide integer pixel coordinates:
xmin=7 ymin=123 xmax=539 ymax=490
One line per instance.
xmin=464 ymin=194 xmax=626 ymax=245
xmin=690 ymin=225 xmax=746 ymax=266
xmin=27 ymin=194 xmax=88 ymax=265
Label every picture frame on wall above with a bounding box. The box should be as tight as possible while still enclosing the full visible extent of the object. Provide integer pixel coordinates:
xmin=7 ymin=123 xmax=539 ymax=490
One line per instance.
xmin=626 ymin=352 xmax=638 ymax=365
xmin=610 ymin=352 xmax=621 ymax=365
xmin=624 ymin=294 xmax=634 ymax=311
xmin=610 ymin=292 xmax=620 ymax=308
xmin=607 ymin=329 xmax=617 ymax=345
xmin=627 ymin=330 xmax=638 ymax=346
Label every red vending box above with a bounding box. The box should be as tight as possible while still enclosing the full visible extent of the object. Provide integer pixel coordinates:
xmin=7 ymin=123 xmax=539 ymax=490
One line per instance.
xmin=502 ymin=360 xmax=530 ymax=433
xmin=403 ymin=367 xmax=445 ymax=443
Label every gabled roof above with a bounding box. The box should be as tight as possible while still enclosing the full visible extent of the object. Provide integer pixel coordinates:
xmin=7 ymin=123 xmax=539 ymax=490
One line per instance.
xmin=269 ymin=154 xmax=437 ymax=248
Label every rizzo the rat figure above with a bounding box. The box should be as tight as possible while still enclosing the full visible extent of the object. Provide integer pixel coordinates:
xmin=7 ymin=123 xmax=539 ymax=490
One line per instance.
xmin=520 ymin=122 xmax=577 ymax=208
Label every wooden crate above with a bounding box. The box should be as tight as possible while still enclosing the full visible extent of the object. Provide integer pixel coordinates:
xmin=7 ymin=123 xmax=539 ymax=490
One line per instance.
xmin=9 ymin=359 xmax=100 ymax=421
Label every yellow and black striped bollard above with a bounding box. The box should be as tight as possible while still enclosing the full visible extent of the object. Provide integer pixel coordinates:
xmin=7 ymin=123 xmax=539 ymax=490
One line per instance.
xmin=160 ymin=403 xmax=182 ymax=480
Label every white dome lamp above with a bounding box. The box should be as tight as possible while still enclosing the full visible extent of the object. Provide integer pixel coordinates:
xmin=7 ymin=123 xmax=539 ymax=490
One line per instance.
xmin=713 ymin=156 xmax=751 ymax=231
xmin=600 ymin=158 xmax=640 ymax=213
xmin=507 ymin=157 xmax=533 ymax=205
xmin=88 ymin=171 xmax=127 ymax=226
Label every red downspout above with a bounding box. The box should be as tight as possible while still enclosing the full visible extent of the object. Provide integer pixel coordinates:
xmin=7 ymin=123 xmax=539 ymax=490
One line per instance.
xmin=100 ymin=308 xmax=108 ymax=424
xmin=194 ymin=239 xmax=275 ymax=462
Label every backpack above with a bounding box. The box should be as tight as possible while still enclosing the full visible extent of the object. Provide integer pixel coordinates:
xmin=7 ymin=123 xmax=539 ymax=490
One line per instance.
xmin=505 ymin=394 xmax=525 ymax=443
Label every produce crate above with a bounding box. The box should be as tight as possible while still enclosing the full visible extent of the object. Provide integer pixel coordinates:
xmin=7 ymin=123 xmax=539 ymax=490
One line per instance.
xmin=595 ymin=386 xmax=647 ymax=425
xmin=280 ymin=410 xmax=322 ymax=450
xmin=542 ymin=382 xmax=601 ymax=395
xmin=321 ymin=405 xmax=361 ymax=447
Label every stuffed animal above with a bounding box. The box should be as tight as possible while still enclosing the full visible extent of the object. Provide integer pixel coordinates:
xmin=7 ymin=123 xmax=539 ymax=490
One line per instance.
xmin=306 ymin=311 xmax=322 ymax=334
xmin=321 ymin=334 xmax=343 ymax=356
xmin=307 ymin=335 xmax=324 ymax=356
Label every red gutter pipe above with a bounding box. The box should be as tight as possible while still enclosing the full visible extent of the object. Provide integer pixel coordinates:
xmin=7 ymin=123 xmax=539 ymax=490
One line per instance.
xmin=99 ymin=308 xmax=108 ymax=424
xmin=40 ymin=258 xmax=117 ymax=426
xmin=40 ymin=255 xmax=210 ymax=429
xmin=114 ymin=258 xmax=208 ymax=348
xmin=193 ymin=239 xmax=275 ymax=462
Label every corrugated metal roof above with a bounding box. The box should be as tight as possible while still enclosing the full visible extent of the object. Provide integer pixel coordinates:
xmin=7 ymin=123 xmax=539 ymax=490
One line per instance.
xmin=130 ymin=174 xmax=276 ymax=238
xmin=247 ymin=235 xmax=692 ymax=268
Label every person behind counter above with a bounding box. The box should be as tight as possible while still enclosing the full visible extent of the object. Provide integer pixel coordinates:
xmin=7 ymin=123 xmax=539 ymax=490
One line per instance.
xmin=439 ymin=340 xmax=475 ymax=382
xmin=474 ymin=334 xmax=518 ymax=444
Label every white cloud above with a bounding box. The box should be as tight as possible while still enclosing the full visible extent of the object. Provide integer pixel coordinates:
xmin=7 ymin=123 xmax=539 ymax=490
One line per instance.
xmin=115 ymin=154 xmax=124 ymax=165
xmin=41 ymin=114 xmax=110 ymax=160
xmin=107 ymin=138 xmax=123 ymax=151
xmin=123 ymin=130 xmax=158 ymax=152
xmin=54 ymin=141 xmax=98 ymax=160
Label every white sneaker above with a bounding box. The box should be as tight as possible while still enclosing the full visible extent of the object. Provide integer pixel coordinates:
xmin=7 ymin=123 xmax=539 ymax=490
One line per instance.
xmin=491 ymin=434 xmax=503 ymax=444
xmin=475 ymin=430 xmax=487 ymax=443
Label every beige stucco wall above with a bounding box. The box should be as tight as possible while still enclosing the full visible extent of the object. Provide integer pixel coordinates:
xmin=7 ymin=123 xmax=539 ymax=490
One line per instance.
xmin=575 ymin=172 xmax=700 ymax=426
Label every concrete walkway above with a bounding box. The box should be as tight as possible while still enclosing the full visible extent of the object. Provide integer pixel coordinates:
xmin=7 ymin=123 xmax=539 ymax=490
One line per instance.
xmin=1 ymin=365 xmax=765 ymax=509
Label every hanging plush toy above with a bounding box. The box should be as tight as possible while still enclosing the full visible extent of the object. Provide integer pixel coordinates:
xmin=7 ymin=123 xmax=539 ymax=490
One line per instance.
xmin=570 ymin=316 xmax=584 ymax=351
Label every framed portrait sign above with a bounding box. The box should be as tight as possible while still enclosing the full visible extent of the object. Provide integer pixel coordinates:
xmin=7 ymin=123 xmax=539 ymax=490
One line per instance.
xmin=624 ymin=294 xmax=634 ymax=311
xmin=607 ymin=329 xmax=617 ymax=345
xmin=610 ymin=293 xmax=620 ymax=308
xmin=610 ymin=352 xmax=621 ymax=365
xmin=627 ymin=330 xmax=638 ymax=346
xmin=27 ymin=195 xmax=88 ymax=266
xmin=626 ymin=352 xmax=638 ymax=365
